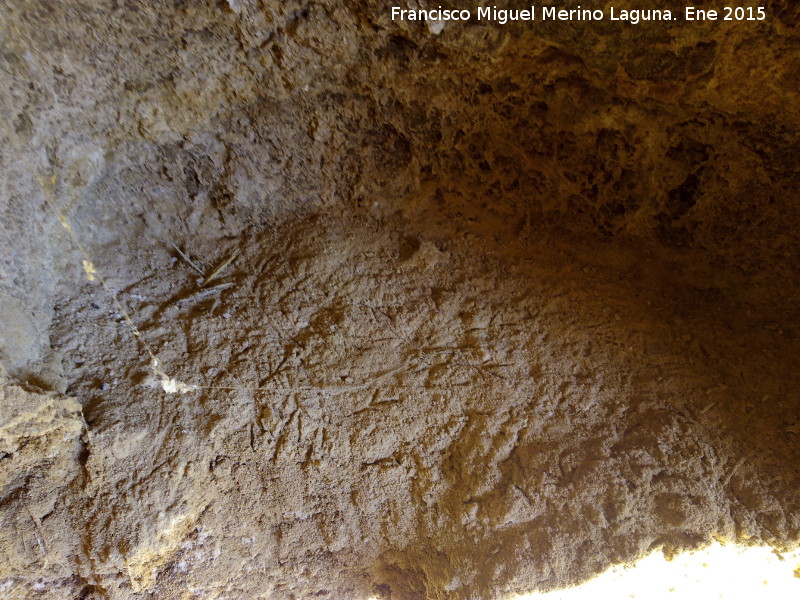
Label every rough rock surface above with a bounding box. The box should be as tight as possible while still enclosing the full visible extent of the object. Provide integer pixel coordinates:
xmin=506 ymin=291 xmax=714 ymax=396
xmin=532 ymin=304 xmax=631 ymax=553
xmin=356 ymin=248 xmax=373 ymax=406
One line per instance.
xmin=1 ymin=1 xmax=799 ymax=599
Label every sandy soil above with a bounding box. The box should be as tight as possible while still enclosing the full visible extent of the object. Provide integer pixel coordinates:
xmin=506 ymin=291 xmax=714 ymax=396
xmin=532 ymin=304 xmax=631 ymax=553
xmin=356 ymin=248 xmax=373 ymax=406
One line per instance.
xmin=3 ymin=208 xmax=792 ymax=599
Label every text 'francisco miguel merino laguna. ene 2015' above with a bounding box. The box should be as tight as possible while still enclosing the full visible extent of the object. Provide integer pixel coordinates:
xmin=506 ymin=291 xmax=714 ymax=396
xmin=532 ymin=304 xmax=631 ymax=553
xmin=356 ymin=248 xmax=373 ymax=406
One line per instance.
xmin=389 ymin=6 xmax=766 ymax=25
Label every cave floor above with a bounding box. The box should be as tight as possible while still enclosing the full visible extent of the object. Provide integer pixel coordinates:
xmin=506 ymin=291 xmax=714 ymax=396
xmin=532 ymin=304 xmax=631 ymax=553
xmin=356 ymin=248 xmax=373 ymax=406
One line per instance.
xmin=33 ymin=209 xmax=800 ymax=599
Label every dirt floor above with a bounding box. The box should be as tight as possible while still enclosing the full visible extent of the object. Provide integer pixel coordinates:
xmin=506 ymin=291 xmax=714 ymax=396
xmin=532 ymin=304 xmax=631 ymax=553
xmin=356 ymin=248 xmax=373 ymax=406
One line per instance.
xmin=1 ymin=2 xmax=800 ymax=599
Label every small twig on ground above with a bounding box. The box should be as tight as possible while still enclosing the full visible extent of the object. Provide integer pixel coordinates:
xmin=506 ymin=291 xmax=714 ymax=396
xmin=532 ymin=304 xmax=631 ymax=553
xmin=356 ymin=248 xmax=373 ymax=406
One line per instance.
xmin=203 ymin=251 xmax=238 ymax=287
xmin=176 ymin=282 xmax=234 ymax=306
xmin=169 ymin=241 xmax=205 ymax=276
xmin=23 ymin=503 xmax=48 ymax=563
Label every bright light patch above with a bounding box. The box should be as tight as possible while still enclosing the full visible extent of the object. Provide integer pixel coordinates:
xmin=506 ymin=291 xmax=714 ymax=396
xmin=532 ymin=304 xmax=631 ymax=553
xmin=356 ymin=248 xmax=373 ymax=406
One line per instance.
xmin=513 ymin=542 xmax=800 ymax=599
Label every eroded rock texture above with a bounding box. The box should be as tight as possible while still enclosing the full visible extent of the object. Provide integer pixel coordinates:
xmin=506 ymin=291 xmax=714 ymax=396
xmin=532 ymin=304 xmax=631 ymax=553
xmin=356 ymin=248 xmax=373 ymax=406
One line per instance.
xmin=1 ymin=2 xmax=799 ymax=599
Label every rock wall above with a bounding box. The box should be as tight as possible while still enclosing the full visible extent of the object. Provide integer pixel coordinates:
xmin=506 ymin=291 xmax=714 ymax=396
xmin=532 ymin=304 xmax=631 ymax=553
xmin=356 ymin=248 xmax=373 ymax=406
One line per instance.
xmin=1 ymin=2 xmax=799 ymax=599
